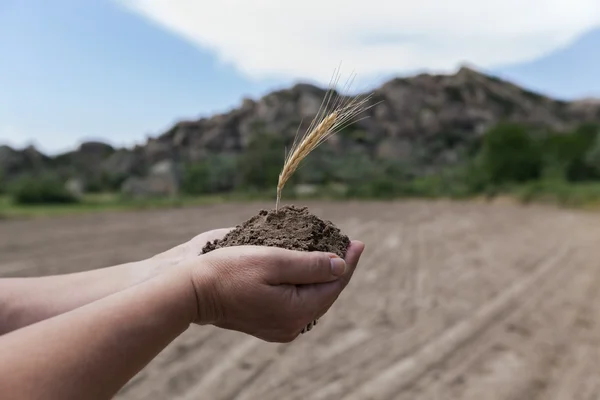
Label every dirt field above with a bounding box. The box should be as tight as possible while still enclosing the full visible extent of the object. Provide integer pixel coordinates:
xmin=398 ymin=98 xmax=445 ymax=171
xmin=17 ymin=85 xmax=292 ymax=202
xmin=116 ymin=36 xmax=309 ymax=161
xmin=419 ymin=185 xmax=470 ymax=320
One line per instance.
xmin=2 ymin=200 xmax=600 ymax=400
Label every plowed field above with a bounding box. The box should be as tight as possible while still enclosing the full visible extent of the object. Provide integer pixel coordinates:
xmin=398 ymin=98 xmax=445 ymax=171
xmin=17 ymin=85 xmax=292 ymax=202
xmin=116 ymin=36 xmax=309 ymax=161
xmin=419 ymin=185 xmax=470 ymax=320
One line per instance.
xmin=2 ymin=200 xmax=598 ymax=400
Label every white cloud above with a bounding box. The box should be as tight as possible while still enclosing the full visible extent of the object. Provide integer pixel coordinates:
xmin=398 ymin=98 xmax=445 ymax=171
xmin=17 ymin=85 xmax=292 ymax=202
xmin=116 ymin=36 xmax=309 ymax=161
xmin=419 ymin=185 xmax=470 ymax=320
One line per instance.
xmin=119 ymin=0 xmax=600 ymax=85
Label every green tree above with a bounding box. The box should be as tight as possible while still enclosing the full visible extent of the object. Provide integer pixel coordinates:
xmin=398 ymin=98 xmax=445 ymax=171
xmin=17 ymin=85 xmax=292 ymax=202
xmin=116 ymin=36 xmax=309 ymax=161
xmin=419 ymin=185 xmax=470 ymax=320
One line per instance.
xmin=0 ymin=168 xmax=6 ymax=194
xmin=540 ymin=123 xmax=600 ymax=182
xmin=539 ymin=132 xmax=573 ymax=180
xmin=10 ymin=175 xmax=79 ymax=205
xmin=84 ymin=171 xmax=127 ymax=193
xmin=293 ymin=145 xmax=337 ymax=185
xmin=181 ymin=162 xmax=211 ymax=195
xmin=237 ymin=132 xmax=287 ymax=190
xmin=181 ymin=154 xmax=238 ymax=195
xmin=584 ymin=132 xmax=600 ymax=177
xmin=566 ymin=123 xmax=599 ymax=181
xmin=479 ymin=123 xmax=542 ymax=185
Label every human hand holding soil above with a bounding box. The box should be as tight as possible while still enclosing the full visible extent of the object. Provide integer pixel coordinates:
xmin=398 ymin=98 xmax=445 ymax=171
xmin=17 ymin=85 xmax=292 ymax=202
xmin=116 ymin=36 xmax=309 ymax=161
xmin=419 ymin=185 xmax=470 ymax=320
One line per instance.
xmin=0 ymin=233 xmax=364 ymax=400
xmin=186 ymin=240 xmax=364 ymax=342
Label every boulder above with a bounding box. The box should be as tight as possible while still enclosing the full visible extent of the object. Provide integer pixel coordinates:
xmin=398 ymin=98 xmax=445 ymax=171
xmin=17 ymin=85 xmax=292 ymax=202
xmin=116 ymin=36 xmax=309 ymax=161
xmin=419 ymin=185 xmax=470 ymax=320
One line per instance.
xmin=121 ymin=160 xmax=179 ymax=198
xmin=65 ymin=177 xmax=84 ymax=199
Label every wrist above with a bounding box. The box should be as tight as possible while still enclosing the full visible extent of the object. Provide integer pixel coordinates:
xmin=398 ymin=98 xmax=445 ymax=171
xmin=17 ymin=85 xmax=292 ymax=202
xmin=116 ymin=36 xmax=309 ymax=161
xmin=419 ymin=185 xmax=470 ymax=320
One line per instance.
xmin=182 ymin=258 xmax=221 ymax=326
xmin=146 ymin=267 xmax=199 ymax=327
xmin=123 ymin=258 xmax=168 ymax=288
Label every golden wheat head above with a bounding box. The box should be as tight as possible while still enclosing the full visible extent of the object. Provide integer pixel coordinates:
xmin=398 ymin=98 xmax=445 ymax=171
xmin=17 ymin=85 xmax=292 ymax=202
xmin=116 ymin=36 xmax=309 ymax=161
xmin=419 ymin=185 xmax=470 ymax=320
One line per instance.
xmin=275 ymin=69 xmax=378 ymax=210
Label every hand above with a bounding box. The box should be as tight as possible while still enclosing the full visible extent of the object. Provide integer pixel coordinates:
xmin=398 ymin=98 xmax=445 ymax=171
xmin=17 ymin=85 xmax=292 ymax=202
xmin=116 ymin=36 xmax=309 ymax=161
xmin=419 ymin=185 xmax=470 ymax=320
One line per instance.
xmin=125 ymin=228 xmax=233 ymax=290
xmin=187 ymin=241 xmax=365 ymax=343
xmin=150 ymin=228 xmax=233 ymax=267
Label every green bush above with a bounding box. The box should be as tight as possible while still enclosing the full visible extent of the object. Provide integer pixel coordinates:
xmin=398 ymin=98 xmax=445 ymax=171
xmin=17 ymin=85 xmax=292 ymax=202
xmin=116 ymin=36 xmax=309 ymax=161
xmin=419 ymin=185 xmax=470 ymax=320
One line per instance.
xmin=0 ymin=169 xmax=6 ymax=194
xmin=539 ymin=123 xmax=600 ymax=182
xmin=181 ymin=154 xmax=238 ymax=195
xmin=452 ymin=161 xmax=489 ymax=195
xmin=368 ymin=177 xmax=403 ymax=198
xmin=584 ymin=133 xmax=600 ymax=176
xmin=84 ymin=171 xmax=127 ymax=193
xmin=511 ymin=180 xmax=600 ymax=207
xmin=479 ymin=122 xmax=543 ymax=185
xmin=404 ymin=175 xmax=446 ymax=198
xmin=182 ymin=162 xmax=211 ymax=195
xmin=10 ymin=176 xmax=79 ymax=205
xmin=293 ymin=146 xmax=338 ymax=185
xmin=238 ymin=132 xmax=287 ymax=190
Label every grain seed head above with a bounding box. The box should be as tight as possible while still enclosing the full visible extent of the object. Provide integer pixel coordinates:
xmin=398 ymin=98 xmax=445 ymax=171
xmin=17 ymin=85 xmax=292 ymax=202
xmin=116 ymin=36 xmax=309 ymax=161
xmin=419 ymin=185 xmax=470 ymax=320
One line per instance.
xmin=275 ymin=68 xmax=378 ymax=210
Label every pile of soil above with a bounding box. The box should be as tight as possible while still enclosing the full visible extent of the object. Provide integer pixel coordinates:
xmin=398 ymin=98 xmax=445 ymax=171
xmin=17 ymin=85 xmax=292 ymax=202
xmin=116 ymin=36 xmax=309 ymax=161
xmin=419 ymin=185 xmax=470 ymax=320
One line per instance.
xmin=201 ymin=205 xmax=350 ymax=334
xmin=201 ymin=205 xmax=350 ymax=257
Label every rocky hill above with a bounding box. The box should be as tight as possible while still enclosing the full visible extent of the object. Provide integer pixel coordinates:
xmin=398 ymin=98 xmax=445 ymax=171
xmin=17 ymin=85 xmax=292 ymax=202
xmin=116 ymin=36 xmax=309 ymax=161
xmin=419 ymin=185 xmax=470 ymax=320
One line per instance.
xmin=2 ymin=66 xmax=600 ymax=194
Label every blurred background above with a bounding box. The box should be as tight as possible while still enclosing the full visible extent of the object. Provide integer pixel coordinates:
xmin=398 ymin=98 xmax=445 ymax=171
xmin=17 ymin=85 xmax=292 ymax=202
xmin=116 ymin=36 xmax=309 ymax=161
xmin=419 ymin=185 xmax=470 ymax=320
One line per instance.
xmin=2 ymin=1 xmax=600 ymax=399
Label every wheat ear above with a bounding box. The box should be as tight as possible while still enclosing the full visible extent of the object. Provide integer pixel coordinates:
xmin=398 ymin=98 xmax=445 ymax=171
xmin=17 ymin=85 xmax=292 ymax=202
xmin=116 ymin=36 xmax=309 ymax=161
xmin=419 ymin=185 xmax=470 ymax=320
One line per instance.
xmin=275 ymin=72 xmax=378 ymax=210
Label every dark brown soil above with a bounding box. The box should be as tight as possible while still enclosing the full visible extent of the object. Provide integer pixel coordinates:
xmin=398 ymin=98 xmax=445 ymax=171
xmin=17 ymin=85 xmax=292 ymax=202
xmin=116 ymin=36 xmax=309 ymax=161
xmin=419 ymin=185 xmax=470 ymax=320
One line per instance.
xmin=201 ymin=205 xmax=350 ymax=258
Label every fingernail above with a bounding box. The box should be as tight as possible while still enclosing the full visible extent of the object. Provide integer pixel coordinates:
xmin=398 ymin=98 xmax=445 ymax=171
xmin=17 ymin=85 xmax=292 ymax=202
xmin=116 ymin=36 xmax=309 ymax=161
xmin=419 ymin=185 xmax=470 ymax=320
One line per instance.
xmin=330 ymin=257 xmax=346 ymax=276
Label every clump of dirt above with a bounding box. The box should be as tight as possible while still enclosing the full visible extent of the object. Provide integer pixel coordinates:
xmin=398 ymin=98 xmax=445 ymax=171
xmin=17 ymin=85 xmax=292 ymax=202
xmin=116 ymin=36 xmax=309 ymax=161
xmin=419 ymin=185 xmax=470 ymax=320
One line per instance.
xmin=201 ymin=205 xmax=350 ymax=258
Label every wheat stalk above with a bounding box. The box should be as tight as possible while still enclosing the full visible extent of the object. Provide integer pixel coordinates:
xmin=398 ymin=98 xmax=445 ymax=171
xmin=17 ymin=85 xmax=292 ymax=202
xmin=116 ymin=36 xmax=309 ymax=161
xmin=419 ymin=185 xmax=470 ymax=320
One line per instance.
xmin=275 ymin=69 xmax=379 ymax=210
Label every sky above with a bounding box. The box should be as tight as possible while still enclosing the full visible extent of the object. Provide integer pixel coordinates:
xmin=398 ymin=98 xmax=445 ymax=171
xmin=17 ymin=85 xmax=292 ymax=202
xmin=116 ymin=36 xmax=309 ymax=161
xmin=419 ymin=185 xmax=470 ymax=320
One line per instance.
xmin=1 ymin=0 xmax=600 ymax=154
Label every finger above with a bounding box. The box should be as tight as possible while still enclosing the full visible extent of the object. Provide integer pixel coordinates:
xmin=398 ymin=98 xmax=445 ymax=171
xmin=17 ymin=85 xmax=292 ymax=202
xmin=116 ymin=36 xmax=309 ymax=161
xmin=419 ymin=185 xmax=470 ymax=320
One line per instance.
xmin=337 ymin=240 xmax=365 ymax=289
xmin=265 ymin=249 xmax=347 ymax=285
xmin=296 ymin=280 xmax=343 ymax=317
xmin=297 ymin=241 xmax=365 ymax=318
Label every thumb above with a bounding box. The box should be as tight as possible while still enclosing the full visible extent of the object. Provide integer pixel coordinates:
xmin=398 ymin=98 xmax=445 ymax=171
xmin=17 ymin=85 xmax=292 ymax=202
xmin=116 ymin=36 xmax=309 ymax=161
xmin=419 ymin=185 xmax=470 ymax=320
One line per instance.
xmin=266 ymin=250 xmax=347 ymax=285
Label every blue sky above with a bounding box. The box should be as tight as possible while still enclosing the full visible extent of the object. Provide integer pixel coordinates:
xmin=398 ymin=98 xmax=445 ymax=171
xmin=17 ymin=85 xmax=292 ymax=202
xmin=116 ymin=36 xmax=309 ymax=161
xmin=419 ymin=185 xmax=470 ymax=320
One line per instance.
xmin=0 ymin=0 xmax=286 ymax=153
xmin=1 ymin=0 xmax=599 ymax=154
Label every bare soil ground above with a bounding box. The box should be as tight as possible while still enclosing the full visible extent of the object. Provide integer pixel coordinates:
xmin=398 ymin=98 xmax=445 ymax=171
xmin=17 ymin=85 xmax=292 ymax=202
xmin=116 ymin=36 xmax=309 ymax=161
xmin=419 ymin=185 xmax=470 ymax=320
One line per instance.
xmin=2 ymin=200 xmax=599 ymax=400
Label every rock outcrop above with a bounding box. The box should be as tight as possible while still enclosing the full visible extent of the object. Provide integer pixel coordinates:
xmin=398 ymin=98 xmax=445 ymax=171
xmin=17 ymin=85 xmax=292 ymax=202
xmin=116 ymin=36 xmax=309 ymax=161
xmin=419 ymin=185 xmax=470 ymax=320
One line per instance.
xmin=2 ymin=66 xmax=600 ymax=195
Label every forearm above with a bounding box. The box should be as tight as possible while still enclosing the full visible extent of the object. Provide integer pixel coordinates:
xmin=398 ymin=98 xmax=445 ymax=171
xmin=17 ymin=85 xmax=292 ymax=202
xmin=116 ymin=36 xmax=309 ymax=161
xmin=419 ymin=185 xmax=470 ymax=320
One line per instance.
xmin=0 ymin=269 xmax=195 ymax=400
xmin=0 ymin=258 xmax=164 ymax=335
xmin=0 ymin=229 xmax=227 ymax=335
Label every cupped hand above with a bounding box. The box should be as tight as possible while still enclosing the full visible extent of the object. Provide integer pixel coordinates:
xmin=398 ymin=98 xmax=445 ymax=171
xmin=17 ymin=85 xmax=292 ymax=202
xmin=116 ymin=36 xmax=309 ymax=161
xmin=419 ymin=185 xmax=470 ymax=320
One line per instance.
xmin=128 ymin=228 xmax=233 ymax=285
xmin=150 ymin=228 xmax=234 ymax=267
xmin=187 ymin=241 xmax=365 ymax=343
